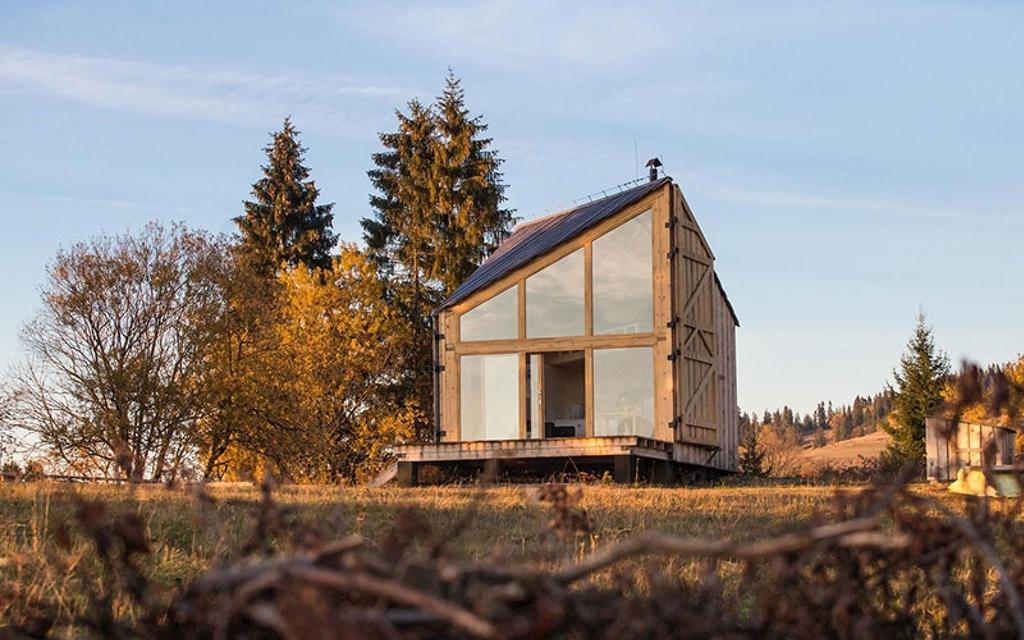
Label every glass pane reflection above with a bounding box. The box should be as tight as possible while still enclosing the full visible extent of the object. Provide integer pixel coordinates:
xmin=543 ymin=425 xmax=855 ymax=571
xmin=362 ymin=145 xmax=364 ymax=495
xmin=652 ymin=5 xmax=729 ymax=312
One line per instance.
xmin=459 ymin=354 xmax=519 ymax=441
xmin=593 ymin=347 xmax=654 ymax=437
xmin=525 ymin=249 xmax=584 ymax=338
xmin=460 ymin=285 xmax=518 ymax=341
xmin=593 ymin=210 xmax=652 ymax=334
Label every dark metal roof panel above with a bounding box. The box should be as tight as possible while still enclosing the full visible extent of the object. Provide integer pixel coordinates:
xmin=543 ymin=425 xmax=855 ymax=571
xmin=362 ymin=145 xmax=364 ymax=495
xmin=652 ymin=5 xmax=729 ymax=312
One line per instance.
xmin=440 ymin=177 xmax=671 ymax=309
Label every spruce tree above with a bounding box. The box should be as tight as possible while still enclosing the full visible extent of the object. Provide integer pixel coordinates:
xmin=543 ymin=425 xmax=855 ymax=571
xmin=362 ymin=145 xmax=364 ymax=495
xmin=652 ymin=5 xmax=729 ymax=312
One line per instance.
xmin=362 ymin=99 xmax=439 ymax=440
xmin=363 ymin=73 xmax=514 ymax=297
xmin=883 ymin=312 xmax=951 ymax=465
xmin=852 ymin=396 xmax=865 ymax=429
xmin=235 ymin=118 xmax=336 ymax=276
xmin=813 ymin=401 xmax=828 ymax=432
xmin=839 ymin=411 xmax=854 ymax=441
xmin=431 ymin=70 xmax=515 ymax=292
xmin=739 ymin=422 xmax=766 ymax=476
xmin=364 ymin=100 xmax=438 ymax=314
xmin=362 ymin=74 xmax=515 ymax=440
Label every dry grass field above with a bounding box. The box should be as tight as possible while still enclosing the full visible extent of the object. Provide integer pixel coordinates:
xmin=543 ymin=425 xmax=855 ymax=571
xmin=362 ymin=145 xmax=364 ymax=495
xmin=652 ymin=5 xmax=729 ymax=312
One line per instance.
xmin=1 ymin=480 xmax=867 ymax=568
xmin=0 ymin=482 xmax=864 ymax=622
xmin=0 ymin=479 xmax=1014 ymax=638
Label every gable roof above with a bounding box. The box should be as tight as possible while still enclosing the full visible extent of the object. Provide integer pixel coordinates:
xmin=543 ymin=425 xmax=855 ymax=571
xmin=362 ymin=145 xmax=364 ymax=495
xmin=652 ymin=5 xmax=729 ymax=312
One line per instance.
xmin=441 ymin=177 xmax=670 ymax=309
xmin=439 ymin=176 xmax=738 ymax=326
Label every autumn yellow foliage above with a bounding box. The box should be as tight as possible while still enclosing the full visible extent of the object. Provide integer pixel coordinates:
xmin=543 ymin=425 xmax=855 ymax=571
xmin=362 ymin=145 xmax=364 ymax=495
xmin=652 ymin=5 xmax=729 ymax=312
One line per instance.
xmin=208 ymin=246 xmax=419 ymax=483
xmin=941 ymin=355 xmax=1024 ymax=428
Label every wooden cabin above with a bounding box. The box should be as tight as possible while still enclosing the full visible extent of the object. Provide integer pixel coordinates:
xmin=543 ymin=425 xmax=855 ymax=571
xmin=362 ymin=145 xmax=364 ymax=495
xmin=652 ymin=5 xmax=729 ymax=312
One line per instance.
xmin=395 ymin=173 xmax=739 ymax=485
xmin=926 ymin=417 xmax=1017 ymax=482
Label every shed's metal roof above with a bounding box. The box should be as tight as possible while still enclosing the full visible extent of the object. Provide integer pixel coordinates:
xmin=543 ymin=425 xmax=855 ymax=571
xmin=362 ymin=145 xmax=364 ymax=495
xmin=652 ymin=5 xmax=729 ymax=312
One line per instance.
xmin=440 ymin=177 xmax=671 ymax=309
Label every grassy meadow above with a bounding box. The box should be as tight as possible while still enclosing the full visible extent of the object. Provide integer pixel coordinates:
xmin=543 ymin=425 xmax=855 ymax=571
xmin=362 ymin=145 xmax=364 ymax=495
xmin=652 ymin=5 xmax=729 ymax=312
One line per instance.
xmin=0 ymin=479 xmax=977 ymax=634
xmin=1 ymin=481 xmax=864 ymax=561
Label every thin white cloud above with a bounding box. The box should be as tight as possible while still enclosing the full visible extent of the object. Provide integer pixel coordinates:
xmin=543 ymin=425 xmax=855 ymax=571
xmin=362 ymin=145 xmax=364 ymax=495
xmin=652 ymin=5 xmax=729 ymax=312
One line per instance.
xmin=340 ymin=1 xmax=676 ymax=74
xmin=499 ymin=135 xmax=1024 ymax=230
xmin=0 ymin=45 xmax=410 ymax=137
xmin=40 ymin=193 xmax=202 ymax=216
xmin=711 ymin=186 xmax=1024 ymax=227
xmin=337 ymin=1 xmax=989 ymax=76
xmin=682 ymin=166 xmax=1024 ymax=227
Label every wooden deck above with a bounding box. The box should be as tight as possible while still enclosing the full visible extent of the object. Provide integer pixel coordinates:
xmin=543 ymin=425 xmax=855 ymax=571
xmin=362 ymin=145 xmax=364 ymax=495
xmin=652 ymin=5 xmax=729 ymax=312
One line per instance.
xmin=395 ymin=435 xmax=673 ymax=463
xmin=393 ymin=436 xmax=678 ymax=485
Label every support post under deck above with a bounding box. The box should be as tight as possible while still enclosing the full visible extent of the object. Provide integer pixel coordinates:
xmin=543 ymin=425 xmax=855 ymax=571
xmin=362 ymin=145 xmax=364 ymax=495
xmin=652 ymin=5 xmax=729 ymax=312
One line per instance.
xmin=613 ymin=455 xmax=636 ymax=484
xmin=397 ymin=462 xmax=418 ymax=487
xmin=654 ymin=459 xmax=675 ymax=485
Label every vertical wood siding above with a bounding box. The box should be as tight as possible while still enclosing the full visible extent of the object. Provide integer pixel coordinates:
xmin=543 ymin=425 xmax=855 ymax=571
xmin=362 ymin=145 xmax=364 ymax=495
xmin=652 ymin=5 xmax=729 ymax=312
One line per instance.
xmin=714 ymin=286 xmax=739 ymax=471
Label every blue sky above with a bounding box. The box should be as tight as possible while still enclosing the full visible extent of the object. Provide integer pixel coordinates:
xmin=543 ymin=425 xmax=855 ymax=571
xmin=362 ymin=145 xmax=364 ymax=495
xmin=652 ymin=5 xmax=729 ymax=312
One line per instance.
xmin=1 ymin=1 xmax=1022 ymax=415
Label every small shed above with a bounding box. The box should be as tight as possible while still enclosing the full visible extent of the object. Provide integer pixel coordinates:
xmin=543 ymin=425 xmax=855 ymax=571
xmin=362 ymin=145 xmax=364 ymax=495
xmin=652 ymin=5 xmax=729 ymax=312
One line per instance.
xmin=925 ymin=417 xmax=1017 ymax=481
xmin=395 ymin=172 xmax=739 ymax=484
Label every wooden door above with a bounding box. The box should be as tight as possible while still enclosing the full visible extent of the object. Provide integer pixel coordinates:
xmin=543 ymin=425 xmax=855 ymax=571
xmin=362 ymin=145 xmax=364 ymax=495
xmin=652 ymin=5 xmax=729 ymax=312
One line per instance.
xmin=673 ymin=189 xmax=719 ymax=446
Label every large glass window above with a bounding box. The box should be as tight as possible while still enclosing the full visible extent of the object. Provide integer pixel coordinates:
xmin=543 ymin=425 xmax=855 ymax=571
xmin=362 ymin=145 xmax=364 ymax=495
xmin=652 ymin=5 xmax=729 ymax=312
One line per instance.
xmin=593 ymin=210 xmax=653 ymax=334
xmin=459 ymin=354 xmax=519 ymax=440
xmin=459 ymin=286 xmax=518 ymax=341
xmin=593 ymin=347 xmax=654 ymax=437
xmin=525 ymin=249 xmax=584 ymax=338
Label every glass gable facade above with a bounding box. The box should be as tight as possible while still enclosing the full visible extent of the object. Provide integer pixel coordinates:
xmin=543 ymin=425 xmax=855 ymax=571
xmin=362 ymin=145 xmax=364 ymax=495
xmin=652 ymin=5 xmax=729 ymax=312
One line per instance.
xmin=456 ymin=208 xmax=659 ymax=442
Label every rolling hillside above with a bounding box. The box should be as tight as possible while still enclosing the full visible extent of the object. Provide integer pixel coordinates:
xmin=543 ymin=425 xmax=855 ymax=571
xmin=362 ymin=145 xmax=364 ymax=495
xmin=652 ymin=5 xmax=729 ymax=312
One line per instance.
xmin=799 ymin=430 xmax=890 ymax=468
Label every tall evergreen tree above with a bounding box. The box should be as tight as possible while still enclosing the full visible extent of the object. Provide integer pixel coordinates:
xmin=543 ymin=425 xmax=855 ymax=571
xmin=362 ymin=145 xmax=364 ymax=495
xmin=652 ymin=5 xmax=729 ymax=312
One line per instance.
xmin=883 ymin=312 xmax=951 ymax=465
xmin=840 ymin=411 xmax=854 ymax=441
xmin=235 ymin=118 xmax=336 ymax=276
xmin=363 ymin=73 xmax=514 ymax=298
xmin=362 ymin=74 xmax=514 ymax=439
xmin=852 ymin=396 xmax=865 ymax=429
xmin=364 ymin=100 xmax=438 ymax=315
xmin=362 ymin=99 xmax=439 ymax=440
xmin=813 ymin=401 xmax=828 ymax=431
xmin=431 ymin=71 xmax=514 ymax=292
